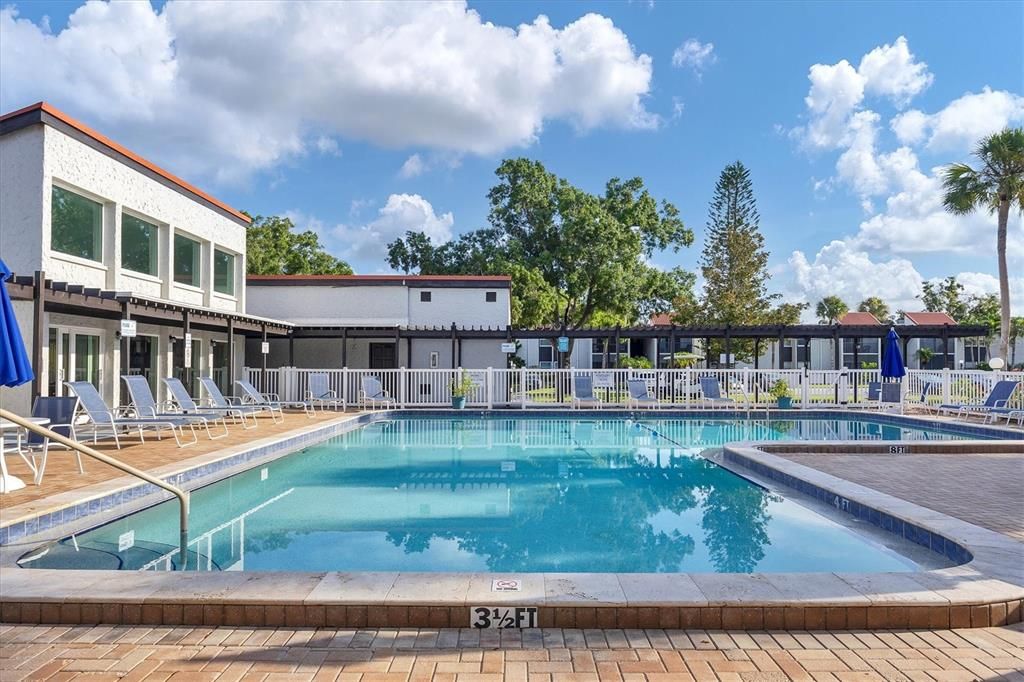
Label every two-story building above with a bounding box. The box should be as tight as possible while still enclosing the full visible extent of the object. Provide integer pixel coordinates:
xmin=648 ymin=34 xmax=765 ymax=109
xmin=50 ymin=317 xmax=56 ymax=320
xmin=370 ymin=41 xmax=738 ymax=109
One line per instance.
xmin=0 ymin=102 xmax=289 ymax=413
xmin=245 ymin=274 xmax=512 ymax=370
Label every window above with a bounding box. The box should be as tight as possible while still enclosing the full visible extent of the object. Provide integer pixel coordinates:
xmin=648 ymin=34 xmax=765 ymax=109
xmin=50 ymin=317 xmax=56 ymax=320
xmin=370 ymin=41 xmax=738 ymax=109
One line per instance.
xmin=51 ymin=185 xmax=102 ymax=262
xmin=121 ymin=213 xmax=158 ymax=275
xmin=174 ymin=234 xmax=202 ymax=287
xmin=538 ymin=340 xmax=554 ymax=367
xmin=214 ymin=249 xmax=235 ymax=295
xmin=420 ymin=291 xmax=431 ymax=302
xmin=485 ymin=291 xmax=497 ymax=302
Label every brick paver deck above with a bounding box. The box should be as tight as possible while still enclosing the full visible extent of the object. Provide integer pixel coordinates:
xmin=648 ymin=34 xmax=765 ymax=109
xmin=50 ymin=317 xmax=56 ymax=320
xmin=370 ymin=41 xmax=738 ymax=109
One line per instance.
xmin=2 ymin=623 xmax=1022 ymax=681
xmin=774 ymin=450 xmax=1024 ymax=541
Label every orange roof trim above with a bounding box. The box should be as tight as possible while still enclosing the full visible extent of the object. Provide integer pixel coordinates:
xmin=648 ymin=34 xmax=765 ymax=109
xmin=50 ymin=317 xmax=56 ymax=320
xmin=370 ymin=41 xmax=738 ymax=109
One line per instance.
xmin=0 ymin=102 xmax=250 ymax=224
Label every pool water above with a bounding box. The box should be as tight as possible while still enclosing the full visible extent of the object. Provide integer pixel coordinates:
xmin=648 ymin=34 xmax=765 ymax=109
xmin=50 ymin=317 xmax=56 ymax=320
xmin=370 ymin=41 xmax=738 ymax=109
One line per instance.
xmin=23 ymin=417 xmax=970 ymax=573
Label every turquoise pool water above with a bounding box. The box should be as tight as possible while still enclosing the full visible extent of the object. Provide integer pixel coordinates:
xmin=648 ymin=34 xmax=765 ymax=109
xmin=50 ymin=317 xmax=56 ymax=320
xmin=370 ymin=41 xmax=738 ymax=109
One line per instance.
xmin=23 ymin=417 xmax=972 ymax=573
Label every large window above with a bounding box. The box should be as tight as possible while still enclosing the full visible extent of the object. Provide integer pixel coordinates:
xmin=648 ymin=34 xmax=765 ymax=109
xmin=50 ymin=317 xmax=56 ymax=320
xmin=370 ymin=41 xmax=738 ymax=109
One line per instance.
xmin=174 ymin=234 xmax=201 ymax=287
xmin=842 ymin=338 xmax=880 ymax=369
xmin=213 ymin=249 xmax=235 ymax=295
xmin=121 ymin=213 xmax=158 ymax=275
xmin=51 ymin=185 xmax=102 ymax=262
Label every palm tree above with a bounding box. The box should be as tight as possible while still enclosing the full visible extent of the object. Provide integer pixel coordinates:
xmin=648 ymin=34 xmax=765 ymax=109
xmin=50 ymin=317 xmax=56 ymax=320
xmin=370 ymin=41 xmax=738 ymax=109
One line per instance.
xmin=816 ymin=296 xmax=849 ymax=325
xmin=942 ymin=128 xmax=1024 ymax=361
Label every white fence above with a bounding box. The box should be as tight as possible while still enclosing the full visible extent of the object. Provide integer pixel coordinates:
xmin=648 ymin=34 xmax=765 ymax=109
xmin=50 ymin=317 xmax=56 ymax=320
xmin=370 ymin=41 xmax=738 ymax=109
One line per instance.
xmin=242 ymin=366 xmax=1024 ymax=410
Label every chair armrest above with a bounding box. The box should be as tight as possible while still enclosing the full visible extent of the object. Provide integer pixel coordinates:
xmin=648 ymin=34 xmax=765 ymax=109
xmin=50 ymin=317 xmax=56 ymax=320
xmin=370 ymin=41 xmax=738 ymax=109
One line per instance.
xmin=262 ymin=392 xmax=280 ymax=401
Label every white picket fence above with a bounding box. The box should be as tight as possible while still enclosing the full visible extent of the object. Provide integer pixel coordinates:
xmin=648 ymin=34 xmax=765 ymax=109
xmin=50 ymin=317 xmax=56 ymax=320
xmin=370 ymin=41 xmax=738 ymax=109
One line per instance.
xmin=242 ymin=366 xmax=1024 ymax=410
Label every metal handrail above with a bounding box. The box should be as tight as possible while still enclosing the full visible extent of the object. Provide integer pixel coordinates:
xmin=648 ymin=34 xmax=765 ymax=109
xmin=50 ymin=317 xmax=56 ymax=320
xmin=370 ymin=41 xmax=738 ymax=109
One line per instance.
xmin=0 ymin=408 xmax=189 ymax=567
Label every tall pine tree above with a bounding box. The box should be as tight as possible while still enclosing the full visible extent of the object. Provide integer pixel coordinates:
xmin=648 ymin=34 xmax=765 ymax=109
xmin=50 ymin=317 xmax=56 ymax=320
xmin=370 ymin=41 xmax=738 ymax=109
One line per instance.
xmin=698 ymin=162 xmax=777 ymax=324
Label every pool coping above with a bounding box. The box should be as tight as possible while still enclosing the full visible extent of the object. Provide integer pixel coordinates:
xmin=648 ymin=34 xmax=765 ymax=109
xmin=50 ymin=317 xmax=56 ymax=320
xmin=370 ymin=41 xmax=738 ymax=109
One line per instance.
xmin=1 ymin=408 xmax=1022 ymax=630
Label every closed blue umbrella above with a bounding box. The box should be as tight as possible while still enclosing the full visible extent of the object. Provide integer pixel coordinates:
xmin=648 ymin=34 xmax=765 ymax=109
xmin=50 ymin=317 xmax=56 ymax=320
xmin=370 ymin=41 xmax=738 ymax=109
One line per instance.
xmin=881 ymin=327 xmax=905 ymax=380
xmin=0 ymin=259 xmax=34 ymax=387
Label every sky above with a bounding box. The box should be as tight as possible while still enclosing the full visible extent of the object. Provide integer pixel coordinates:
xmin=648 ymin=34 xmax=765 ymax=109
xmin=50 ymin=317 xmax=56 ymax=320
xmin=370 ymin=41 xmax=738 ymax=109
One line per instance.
xmin=2 ymin=0 xmax=1022 ymax=319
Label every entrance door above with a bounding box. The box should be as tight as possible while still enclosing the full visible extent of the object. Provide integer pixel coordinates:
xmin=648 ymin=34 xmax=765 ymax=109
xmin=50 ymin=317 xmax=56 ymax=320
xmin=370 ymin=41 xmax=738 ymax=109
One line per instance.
xmin=47 ymin=327 xmax=103 ymax=397
xmin=127 ymin=335 xmax=158 ymax=395
xmin=369 ymin=343 xmax=397 ymax=369
xmin=212 ymin=341 xmax=230 ymax=394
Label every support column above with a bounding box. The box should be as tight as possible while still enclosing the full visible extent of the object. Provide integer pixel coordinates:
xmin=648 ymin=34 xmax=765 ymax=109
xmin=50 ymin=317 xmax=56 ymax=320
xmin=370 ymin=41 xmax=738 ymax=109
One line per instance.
xmin=833 ymin=326 xmax=840 ymax=403
xmin=226 ymin=317 xmax=235 ymax=391
xmin=260 ymin=323 xmax=267 ymax=388
xmin=777 ymin=329 xmax=785 ymax=370
xmin=803 ymin=337 xmax=811 ymax=370
xmin=942 ymin=325 xmax=950 ymax=369
xmin=668 ymin=325 xmax=677 ymax=369
xmin=450 ymin=323 xmax=457 ymax=368
xmin=341 ymin=327 xmax=348 ymax=367
xmin=724 ymin=326 xmax=732 ymax=369
xmin=614 ymin=326 xmax=621 ymax=368
xmin=395 ymin=327 xmax=402 ymax=368
xmin=120 ymin=301 xmax=131 ymax=406
xmin=31 ymin=271 xmax=44 ymax=399
xmin=182 ymin=311 xmax=192 ymax=392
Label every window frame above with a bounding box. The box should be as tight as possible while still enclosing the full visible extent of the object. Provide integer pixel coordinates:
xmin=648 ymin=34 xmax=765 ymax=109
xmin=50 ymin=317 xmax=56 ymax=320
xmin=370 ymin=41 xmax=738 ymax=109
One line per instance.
xmin=173 ymin=232 xmax=203 ymax=288
xmin=50 ymin=183 xmax=103 ymax=263
xmin=120 ymin=211 xmax=160 ymax=277
xmin=213 ymin=248 xmax=235 ymax=296
xmin=420 ymin=291 xmax=432 ymax=302
xmin=485 ymin=291 xmax=497 ymax=302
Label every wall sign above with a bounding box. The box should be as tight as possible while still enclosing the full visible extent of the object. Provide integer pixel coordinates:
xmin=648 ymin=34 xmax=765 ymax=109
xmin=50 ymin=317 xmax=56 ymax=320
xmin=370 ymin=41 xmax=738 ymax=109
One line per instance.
xmin=120 ymin=319 xmax=137 ymax=338
xmin=557 ymin=336 xmax=569 ymax=353
xmin=501 ymin=342 xmax=517 ymax=353
xmin=183 ymin=333 xmax=193 ymax=368
xmin=261 ymin=341 xmax=270 ymax=355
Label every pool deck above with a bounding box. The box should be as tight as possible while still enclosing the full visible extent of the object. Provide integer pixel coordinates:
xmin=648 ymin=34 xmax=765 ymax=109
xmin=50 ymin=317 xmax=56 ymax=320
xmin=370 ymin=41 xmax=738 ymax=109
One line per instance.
xmin=1 ymin=409 xmax=1023 ymax=635
xmin=2 ymin=622 xmax=1023 ymax=681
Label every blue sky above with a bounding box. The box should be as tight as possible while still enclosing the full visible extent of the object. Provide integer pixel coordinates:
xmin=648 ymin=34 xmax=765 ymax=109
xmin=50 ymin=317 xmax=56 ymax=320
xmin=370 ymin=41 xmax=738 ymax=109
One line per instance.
xmin=2 ymin=0 xmax=1022 ymax=315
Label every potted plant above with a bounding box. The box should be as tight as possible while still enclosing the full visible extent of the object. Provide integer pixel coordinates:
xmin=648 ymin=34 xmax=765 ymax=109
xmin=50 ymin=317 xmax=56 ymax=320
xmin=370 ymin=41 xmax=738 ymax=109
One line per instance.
xmin=450 ymin=370 xmax=474 ymax=409
xmin=769 ymin=379 xmax=793 ymax=409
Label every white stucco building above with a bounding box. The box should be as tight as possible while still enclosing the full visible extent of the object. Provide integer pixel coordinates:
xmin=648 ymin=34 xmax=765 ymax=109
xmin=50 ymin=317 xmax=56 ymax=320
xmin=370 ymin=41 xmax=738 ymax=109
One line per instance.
xmin=0 ymin=102 xmax=286 ymax=412
xmin=245 ymin=275 xmax=512 ymax=369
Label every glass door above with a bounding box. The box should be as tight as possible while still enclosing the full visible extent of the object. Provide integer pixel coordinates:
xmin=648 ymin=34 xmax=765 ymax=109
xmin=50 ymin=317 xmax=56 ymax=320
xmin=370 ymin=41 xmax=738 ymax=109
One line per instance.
xmin=212 ymin=341 xmax=230 ymax=394
xmin=47 ymin=327 xmax=102 ymax=396
xmin=127 ymin=335 xmax=158 ymax=395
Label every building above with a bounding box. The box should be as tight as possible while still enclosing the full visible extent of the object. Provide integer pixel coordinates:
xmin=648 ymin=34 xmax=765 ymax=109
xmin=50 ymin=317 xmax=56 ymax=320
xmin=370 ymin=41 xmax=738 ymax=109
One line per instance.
xmin=0 ymin=102 xmax=288 ymax=413
xmin=244 ymin=274 xmax=512 ymax=369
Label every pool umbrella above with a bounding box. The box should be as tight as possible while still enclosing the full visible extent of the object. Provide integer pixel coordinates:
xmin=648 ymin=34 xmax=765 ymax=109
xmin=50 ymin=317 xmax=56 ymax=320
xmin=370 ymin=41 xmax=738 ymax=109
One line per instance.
xmin=0 ymin=258 xmax=34 ymax=387
xmin=881 ymin=327 xmax=906 ymax=381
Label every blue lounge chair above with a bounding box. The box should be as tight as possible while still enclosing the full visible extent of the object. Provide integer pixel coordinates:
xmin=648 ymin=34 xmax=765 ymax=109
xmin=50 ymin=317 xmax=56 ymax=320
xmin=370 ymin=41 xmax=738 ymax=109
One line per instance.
xmin=938 ymin=380 xmax=1020 ymax=421
xmin=699 ymin=377 xmax=735 ymax=409
xmin=903 ymin=381 xmax=936 ymax=413
xmin=164 ymin=377 xmax=257 ymax=430
xmin=359 ymin=375 xmax=396 ymax=410
xmin=123 ymin=375 xmax=229 ymax=440
xmin=571 ymin=375 xmax=603 ymax=409
xmin=236 ymin=379 xmax=314 ymax=418
xmin=306 ymin=372 xmax=344 ymax=411
xmin=66 ymin=381 xmax=197 ymax=448
xmin=626 ymin=378 xmax=659 ymax=410
xmin=199 ymin=377 xmax=277 ymax=424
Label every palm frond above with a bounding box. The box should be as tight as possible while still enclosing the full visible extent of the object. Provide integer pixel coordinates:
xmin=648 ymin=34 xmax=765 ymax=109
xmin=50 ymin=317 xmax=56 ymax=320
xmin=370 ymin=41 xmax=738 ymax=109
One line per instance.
xmin=941 ymin=163 xmax=988 ymax=215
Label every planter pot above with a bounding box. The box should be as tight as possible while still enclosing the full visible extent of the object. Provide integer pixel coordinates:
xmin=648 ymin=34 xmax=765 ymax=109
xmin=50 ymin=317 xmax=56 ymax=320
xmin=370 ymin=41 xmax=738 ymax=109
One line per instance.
xmin=776 ymin=397 xmax=793 ymax=409
xmin=452 ymin=396 xmax=467 ymax=409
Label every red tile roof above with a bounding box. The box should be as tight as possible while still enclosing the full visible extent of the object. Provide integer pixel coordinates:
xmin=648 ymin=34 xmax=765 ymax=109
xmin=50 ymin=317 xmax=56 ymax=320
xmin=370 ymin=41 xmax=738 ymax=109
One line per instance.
xmin=903 ymin=311 xmax=957 ymax=325
xmin=0 ymin=102 xmax=250 ymax=224
xmin=839 ymin=311 xmax=881 ymax=325
xmin=650 ymin=313 xmax=673 ymax=326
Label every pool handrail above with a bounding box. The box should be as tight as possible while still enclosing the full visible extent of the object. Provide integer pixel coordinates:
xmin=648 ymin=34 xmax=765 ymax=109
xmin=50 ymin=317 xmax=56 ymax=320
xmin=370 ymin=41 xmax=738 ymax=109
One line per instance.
xmin=0 ymin=408 xmax=190 ymax=568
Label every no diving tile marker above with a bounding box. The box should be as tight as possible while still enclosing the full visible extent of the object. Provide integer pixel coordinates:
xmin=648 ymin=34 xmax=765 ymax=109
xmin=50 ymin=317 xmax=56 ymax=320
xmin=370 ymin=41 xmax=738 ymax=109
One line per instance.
xmin=491 ymin=578 xmax=521 ymax=592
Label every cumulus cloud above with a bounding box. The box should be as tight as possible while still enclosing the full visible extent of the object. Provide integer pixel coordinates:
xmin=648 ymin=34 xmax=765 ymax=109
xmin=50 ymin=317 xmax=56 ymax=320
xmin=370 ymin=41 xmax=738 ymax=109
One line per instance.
xmin=857 ymin=36 xmax=933 ymax=107
xmin=0 ymin=1 xmax=656 ymax=183
xmin=671 ymin=39 xmax=716 ymax=78
xmin=398 ymin=154 xmax=426 ymax=179
xmin=891 ymin=88 xmax=1024 ymax=151
xmin=288 ymin=194 xmax=454 ymax=271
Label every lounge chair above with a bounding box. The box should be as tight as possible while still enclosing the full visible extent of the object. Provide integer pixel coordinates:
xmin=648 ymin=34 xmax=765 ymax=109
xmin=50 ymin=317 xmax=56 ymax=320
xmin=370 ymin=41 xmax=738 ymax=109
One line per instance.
xmin=938 ymin=380 xmax=1020 ymax=421
xmin=699 ymin=377 xmax=735 ymax=409
xmin=359 ymin=375 xmax=396 ymax=410
xmin=236 ymin=379 xmax=315 ymax=418
xmin=123 ymin=375 xmax=229 ymax=440
xmin=65 ymin=381 xmax=197 ymax=448
xmin=164 ymin=377 xmax=257 ymax=430
xmin=0 ymin=397 xmax=83 ymax=485
xmin=306 ymin=373 xmax=344 ymax=411
xmin=199 ymin=377 xmax=278 ymax=424
xmin=626 ymin=378 xmax=660 ymax=410
xmin=903 ymin=381 xmax=936 ymax=413
xmin=571 ymin=375 xmax=603 ymax=409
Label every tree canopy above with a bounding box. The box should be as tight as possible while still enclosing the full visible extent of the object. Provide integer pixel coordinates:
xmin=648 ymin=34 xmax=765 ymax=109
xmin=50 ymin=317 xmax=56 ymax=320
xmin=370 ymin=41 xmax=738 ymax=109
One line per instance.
xmin=816 ymin=296 xmax=849 ymax=324
xmin=387 ymin=158 xmax=695 ymax=338
xmin=246 ymin=214 xmax=352 ymax=275
xmin=857 ymin=296 xmax=891 ymax=322
xmin=920 ymin=276 xmax=968 ymax=321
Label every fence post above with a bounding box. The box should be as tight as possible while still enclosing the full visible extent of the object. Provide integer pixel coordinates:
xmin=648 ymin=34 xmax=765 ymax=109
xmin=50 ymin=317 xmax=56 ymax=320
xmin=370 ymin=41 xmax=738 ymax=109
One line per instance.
xmin=486 ymin=367 xmax=494 ymax=409
xmin=520 ymin=367 xmax=527 ymax=409
xmin=942 ymin=367 xmax=951 ymax=404
xmin=399 ymin=367 xmax=407 ymax=408
xmin=801 ymin=368 xmax=810 ymax=408
xmin=342 ymin=367 xmax=349 ymax=409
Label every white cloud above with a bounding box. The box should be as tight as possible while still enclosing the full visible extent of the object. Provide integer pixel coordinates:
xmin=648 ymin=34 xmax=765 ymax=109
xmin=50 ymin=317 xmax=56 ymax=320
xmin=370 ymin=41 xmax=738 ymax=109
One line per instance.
xmin=891 ymin=88 xmax=1024 ymax=151
xmin=949 ymin=272 xmax=1024 ymax=311
xmin=671 ymin=96 xmax=685 ymax=120
xmin=0 ymin=2 xmax=656 ymax=183
xmin=329 ymin=192 xmax=454 ymax=266
xmin=314 ymin=136 xmax=341 ymax=156
xmin=671 ymin=39 xmax=716 ymax=78
xmin=399 ymin=154 xmax=426 ymax=179
xmin=856 ymin=36 xmax=933 ymax=107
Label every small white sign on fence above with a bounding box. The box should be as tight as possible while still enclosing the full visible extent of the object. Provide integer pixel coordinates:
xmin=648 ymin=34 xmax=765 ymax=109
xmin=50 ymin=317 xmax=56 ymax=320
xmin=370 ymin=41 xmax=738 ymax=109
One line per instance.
xmin=261 ymin=341 xmax=270 ymax=355
xmin=120 ymin=319 xmax=137 ymax=338
xmin=501 ymin=342 xmax=517 ymax=353
xmin=592 ymin=371 xmax=614 ymax=388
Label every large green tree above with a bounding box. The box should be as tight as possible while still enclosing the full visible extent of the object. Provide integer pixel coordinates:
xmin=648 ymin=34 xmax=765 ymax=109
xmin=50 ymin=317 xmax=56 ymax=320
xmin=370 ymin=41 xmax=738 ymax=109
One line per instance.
xmin=942 ymin=128 xmax=1024 ymax=361
xmin=920 ymin=276 xmax=968 ymax=321
xmin=387 ymin=159 xmax=695 ymax=358
xmin=246 ymin=214 xmax=352 ymax=275
xmin=815 ymin=296 xmax=849 ymax=324
xmin=857 ymin=296 xmax=890 ymax=323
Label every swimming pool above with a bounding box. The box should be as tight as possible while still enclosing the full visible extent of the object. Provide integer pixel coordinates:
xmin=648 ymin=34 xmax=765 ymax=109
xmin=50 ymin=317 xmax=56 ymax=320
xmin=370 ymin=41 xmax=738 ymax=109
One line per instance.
xmin=20 ymin=416 xmax=981 ymax=573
